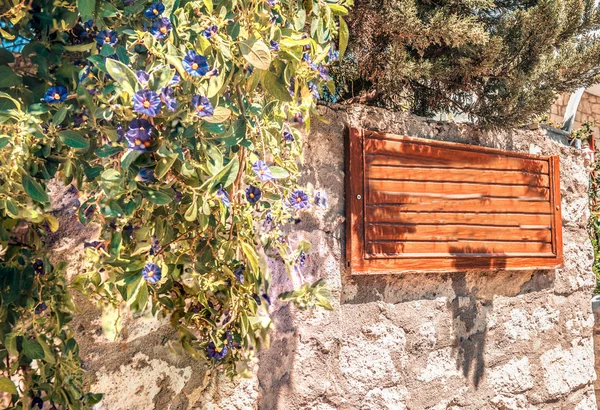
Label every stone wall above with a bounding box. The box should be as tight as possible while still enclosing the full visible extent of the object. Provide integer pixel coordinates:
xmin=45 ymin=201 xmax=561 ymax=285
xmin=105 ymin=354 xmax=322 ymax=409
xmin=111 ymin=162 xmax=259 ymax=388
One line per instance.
xmin=550 ymin=91 xmax=600 ymax=137
xmin=53 ymin=105 xmax=597 ymax=409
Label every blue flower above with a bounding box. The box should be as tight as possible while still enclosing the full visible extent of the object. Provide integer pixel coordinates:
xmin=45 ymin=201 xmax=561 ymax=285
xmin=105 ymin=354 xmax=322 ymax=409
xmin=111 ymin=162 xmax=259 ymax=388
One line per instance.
xmin=83 ymin=19 xmax=95 ymax=33
xmin=294 ymin=112 xmax=304 ymax=124
xmin=308 ymin=81 xmax=320 ymax=99
xmin=328 ymin=46 xmax=339 ymax=62
xmin=283 ymin=131 xmax=294 ymax=142
xmin=182 ymin=50 xmax=210 ymax=77
xmin=318 ymin=65 xmax=330 ymax=81
xmin=288 ymin=76 xmax=295 ymax=96
xmin=202 ymin=25 xmax=218 ymax=38
xmin=142 ymin=263 xmax=162 ymax=283
xmin=31 ymin=397 xmax=43 ymax=409
xmin=96 ymin=30 xmax=117 ymax=47
xmin=42 ymin=85 xmax=68 ymax=104
xmin=158 ymin=87 xmax=177 ymax=111
xmin=35 ymin=302 xmax=48 ymax=314
xmin=33 ymin=259 xmax=44 ymax=275
xmin=132 ymin=90 xmax=162 ymax=117
xmin=144 ymin=2 xmax=165 ymax=18
xmin=266 ymin=0 xmax=278 ymax=5
xmin=217 ymin=185 xmax=231 ymax=207
xmin=151 ymin=17 xmax=172 ymax=40
xmin=170 ymin=67 xmax=181 ymax=85
xmin=207 ymin=341 xmax=228 ymax=360
xmin=252 ymin=160 xmax=273 ymax=181
xmin=245 ymin=185 xmax=261 ymax=204
xmin=136 ymin=168 xmax=155 ymax=183
xmin=149 ymin=235 xmax=161 ymax=255
xmin=233 ymin=264 xmax=245 ymax=284
xmin=297 ymin=250 xmax=307 ymax=267
xmin=290 ymin=189 xmax=309 ymax=209
xmin=191 ymin=95 xmax=214 ymax=117
xmin=135 ymin=70 xmax=150 ymax=87
xmin=269 ymin=40 xmax=280 ymax=51
xmin=126 ymin=119 xmax=155 ymax=151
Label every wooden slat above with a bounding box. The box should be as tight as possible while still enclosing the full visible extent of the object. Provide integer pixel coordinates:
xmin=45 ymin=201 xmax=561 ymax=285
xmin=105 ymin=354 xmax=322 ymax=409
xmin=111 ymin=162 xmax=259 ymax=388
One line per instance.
xmin=366 ymin=209 xmax=552 ymax=226
xmin=365 ymin=224 xmax=552 ymax=242
xmin=366 ymin=198 xmax=551 ymax=214
xmin=368 ymin=180 xmax=549 ymax=201
xmin=366 ymin=240 xmax=553 ymax=257
xmin=367 ymin=165 xmax=550 ymax=187
xmin=365 ymin=137 xmax=550 ymax=173
xmin=346 ymin=127 xmax=366 ymax=272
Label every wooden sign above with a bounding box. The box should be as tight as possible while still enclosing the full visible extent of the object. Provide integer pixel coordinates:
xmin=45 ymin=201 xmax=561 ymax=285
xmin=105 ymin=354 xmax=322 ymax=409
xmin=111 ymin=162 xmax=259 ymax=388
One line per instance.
xmin=346 ymin=127 xmax=563 ymax=274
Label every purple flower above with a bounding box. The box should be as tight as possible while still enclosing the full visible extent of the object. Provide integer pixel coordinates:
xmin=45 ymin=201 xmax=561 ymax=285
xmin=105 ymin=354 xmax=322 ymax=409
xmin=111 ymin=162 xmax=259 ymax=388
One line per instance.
xmin=136 ymin=168 xmax=155 ymax=183
xmin=202 ymin=25 xmax=218 ymax=38
xmin=161 ymin=87 xmax=178 ymax=111
xmin=42 ymin=85 xmax=68 ymax=104
xmin=135 ymin=70 xmax=150 ymax=87
xmin=266 ymin=0 xmax=278 ymax=5
xmin=149 ymin=235 xmax=161 ymax=255
xmin=297 ymin=251 xmax=307 ymax=267
xmin=170 ymin=67 xmax=181 ymax=85
xmin=31 ymin=397 xmax=43 ymax=409
xmin=83 ymin=19 xmax=95 ymax=33
xmin=245 ymin=185 xmax=261 ymax=204
xmin=283 ymin=131 xmax=294 ymax=142
xmin=269 ymin=40 xmax=280 ymax=51
xmin=290 ymin=190 xmax=309 ymax=209
xmin=142 ymin=263 xmax=162 ymax=283
xmin=207 ymin=341 xmax=228 ymax=360
xmin=182 ymin=50 xmax=210 ymax=77
xmin=151 ymin=17 xmax=172 ymax=40
xmin=144 ymin=2 xmax=165 ymax=18
xmin=294 ymin=112 xmax=304 ymax=124
xmin=96 ymin=30 xmax=117 ymax=47
xmin=191 ymin=95 xmax=214 ymax=117
xmin=314 ymin=191 xmax=328 ymax=208
xmin=318 ymin=65 xmax=330 ymax=81
xmin=233 ymin=264 xmax=245 ymax=284
xmin=308 ymin=81 xmax=320 ymax=99
xmin=328 ymin=46 xmax=339 ymax=62
xmin=35 ymin=303 xmax=48 ymax=314
xmin=126 ymin=119 xmax=155 ymax=151
xmin=33 ymin=259 xmax=45 ymax=275
xmin=252 ymin=160 xmax=273 ymax=181
xmin=133 ymin=90 xmax=162 ymax=117
xmin=217 ymin=185 xmax=231 ymax=207
xmin=288 ymin=76 xmax=295 ymax=96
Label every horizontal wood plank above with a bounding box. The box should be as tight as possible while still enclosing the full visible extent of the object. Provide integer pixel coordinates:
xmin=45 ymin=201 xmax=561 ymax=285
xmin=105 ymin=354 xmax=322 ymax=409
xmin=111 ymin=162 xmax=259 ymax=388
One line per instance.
xmin=365 ymin=138 xmax=550 ymax=173
xmin=366 ymin=209 xmax=552 ymax=226
xmin=368 ymin=180 xmax=549 ymax=201
xmin=367 ymin=165 xmax=550 ymax=187
xmin=366 ymin=198 xmax=551 ymax=214
xmin=366 ymin=240 xmax=553 ymax=257
xmin=366 ymin=223 xmax=552 ymax=242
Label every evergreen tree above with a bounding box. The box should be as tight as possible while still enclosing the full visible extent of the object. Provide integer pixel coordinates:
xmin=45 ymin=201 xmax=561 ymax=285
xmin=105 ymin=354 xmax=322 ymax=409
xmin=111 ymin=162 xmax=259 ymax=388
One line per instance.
xmin=336 ymin=0 xmax=600 ymax=126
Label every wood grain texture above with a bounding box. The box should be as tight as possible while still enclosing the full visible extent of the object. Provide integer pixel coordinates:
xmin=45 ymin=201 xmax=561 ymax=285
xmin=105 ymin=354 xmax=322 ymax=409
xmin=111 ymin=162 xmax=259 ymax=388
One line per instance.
xmin=346 ymin=127 xmax=564 ymax=274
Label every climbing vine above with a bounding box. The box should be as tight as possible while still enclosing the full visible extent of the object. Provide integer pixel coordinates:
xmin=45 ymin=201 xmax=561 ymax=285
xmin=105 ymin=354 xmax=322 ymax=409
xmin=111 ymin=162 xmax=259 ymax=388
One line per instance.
xmin=0 ymin=0 xmax=350 ymax=407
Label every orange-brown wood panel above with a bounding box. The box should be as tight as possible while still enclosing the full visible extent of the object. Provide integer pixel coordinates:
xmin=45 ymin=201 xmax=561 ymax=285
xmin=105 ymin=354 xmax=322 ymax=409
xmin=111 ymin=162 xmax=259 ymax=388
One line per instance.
xmin=365 ymin=223 xmax=552 ymax=242
xmin=366 ymin=240 xmax=554 ymax=257
xmin=346 ymin=128 xmax=564 ymax=274
xmin=365 ymin=198 xmax=551 ymax=214
xmin=367 ymin=165 xmax=550 ymax=187
xmin=366 ymin=209 xmax=552 ymax=227
xmin=368 ymin=180 xmax=550 ymax=201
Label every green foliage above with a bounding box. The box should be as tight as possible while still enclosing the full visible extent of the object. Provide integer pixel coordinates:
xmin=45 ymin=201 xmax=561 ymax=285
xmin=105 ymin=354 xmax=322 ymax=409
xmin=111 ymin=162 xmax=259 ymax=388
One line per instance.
xmin=0 ymin=0 xmax=348 ymax=407
xmin=336 ymin=0 xmax=600 ymax=126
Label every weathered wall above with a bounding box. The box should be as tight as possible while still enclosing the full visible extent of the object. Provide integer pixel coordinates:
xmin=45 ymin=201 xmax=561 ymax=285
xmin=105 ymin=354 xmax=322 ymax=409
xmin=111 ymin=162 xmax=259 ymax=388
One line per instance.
xmin=550 ymin=91 xmax=600 ymax=137
xmin=53 ymin=105 xmax=597 ymax=409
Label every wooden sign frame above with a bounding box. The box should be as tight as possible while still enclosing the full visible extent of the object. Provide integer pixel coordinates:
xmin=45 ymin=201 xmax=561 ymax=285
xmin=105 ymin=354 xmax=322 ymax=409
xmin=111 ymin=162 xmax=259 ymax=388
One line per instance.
xmin=345 ymin=127 xmax=563 ymax=274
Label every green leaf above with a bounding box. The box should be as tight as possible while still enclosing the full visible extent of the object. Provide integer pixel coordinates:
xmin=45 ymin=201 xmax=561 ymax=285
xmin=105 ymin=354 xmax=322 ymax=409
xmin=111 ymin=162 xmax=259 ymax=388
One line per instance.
xmin=53 ymin=107 xmax=68 ymax=125
xmin=261 ymin=71 xmax=292 ymax=102
xmin=0 ymin=377 xmax=17 ymax=395
xmin=59 ymin=130 xmax=89 ymax=150
xmin=65 ymin=42 xmax=95 ymax=52
xmin=155 ymin=155 xmax=177 ymax=179
xmin=121 ymin=150 xmax=141 ymax=170
xmin=148 ymin=66 xmax=175 ymax=91
xmin=22 ymin=174 xmax=49 ymax=203
xmin=203 ymin=107 xmax=232 ymax=123
xmin=142 ymin=189 xmax=174 ymax=205
xmin=22 ymin=338 xmax=45 ymax=360
xmin=339 ymin=17 xmax=349 ymax=58
xmin=78 ymin=0 xmax=96 ymax=21
xmin=239 ymin=39 xmax=272 ymax=70
xmin=105 ymin=59 xmax=139 ymax=95
xmin=269 ymin=166 xmax=289 ymax=179
xmin=184 ymin=200 xmax=197 ymax=221
xmin=0 ymin=66 xmax=22 ymax=89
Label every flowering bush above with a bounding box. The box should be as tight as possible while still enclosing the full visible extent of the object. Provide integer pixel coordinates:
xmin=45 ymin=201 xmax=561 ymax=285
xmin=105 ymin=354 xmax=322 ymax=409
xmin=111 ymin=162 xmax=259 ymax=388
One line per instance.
xmin=0 ymin=0 xmax=350 ymax=407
